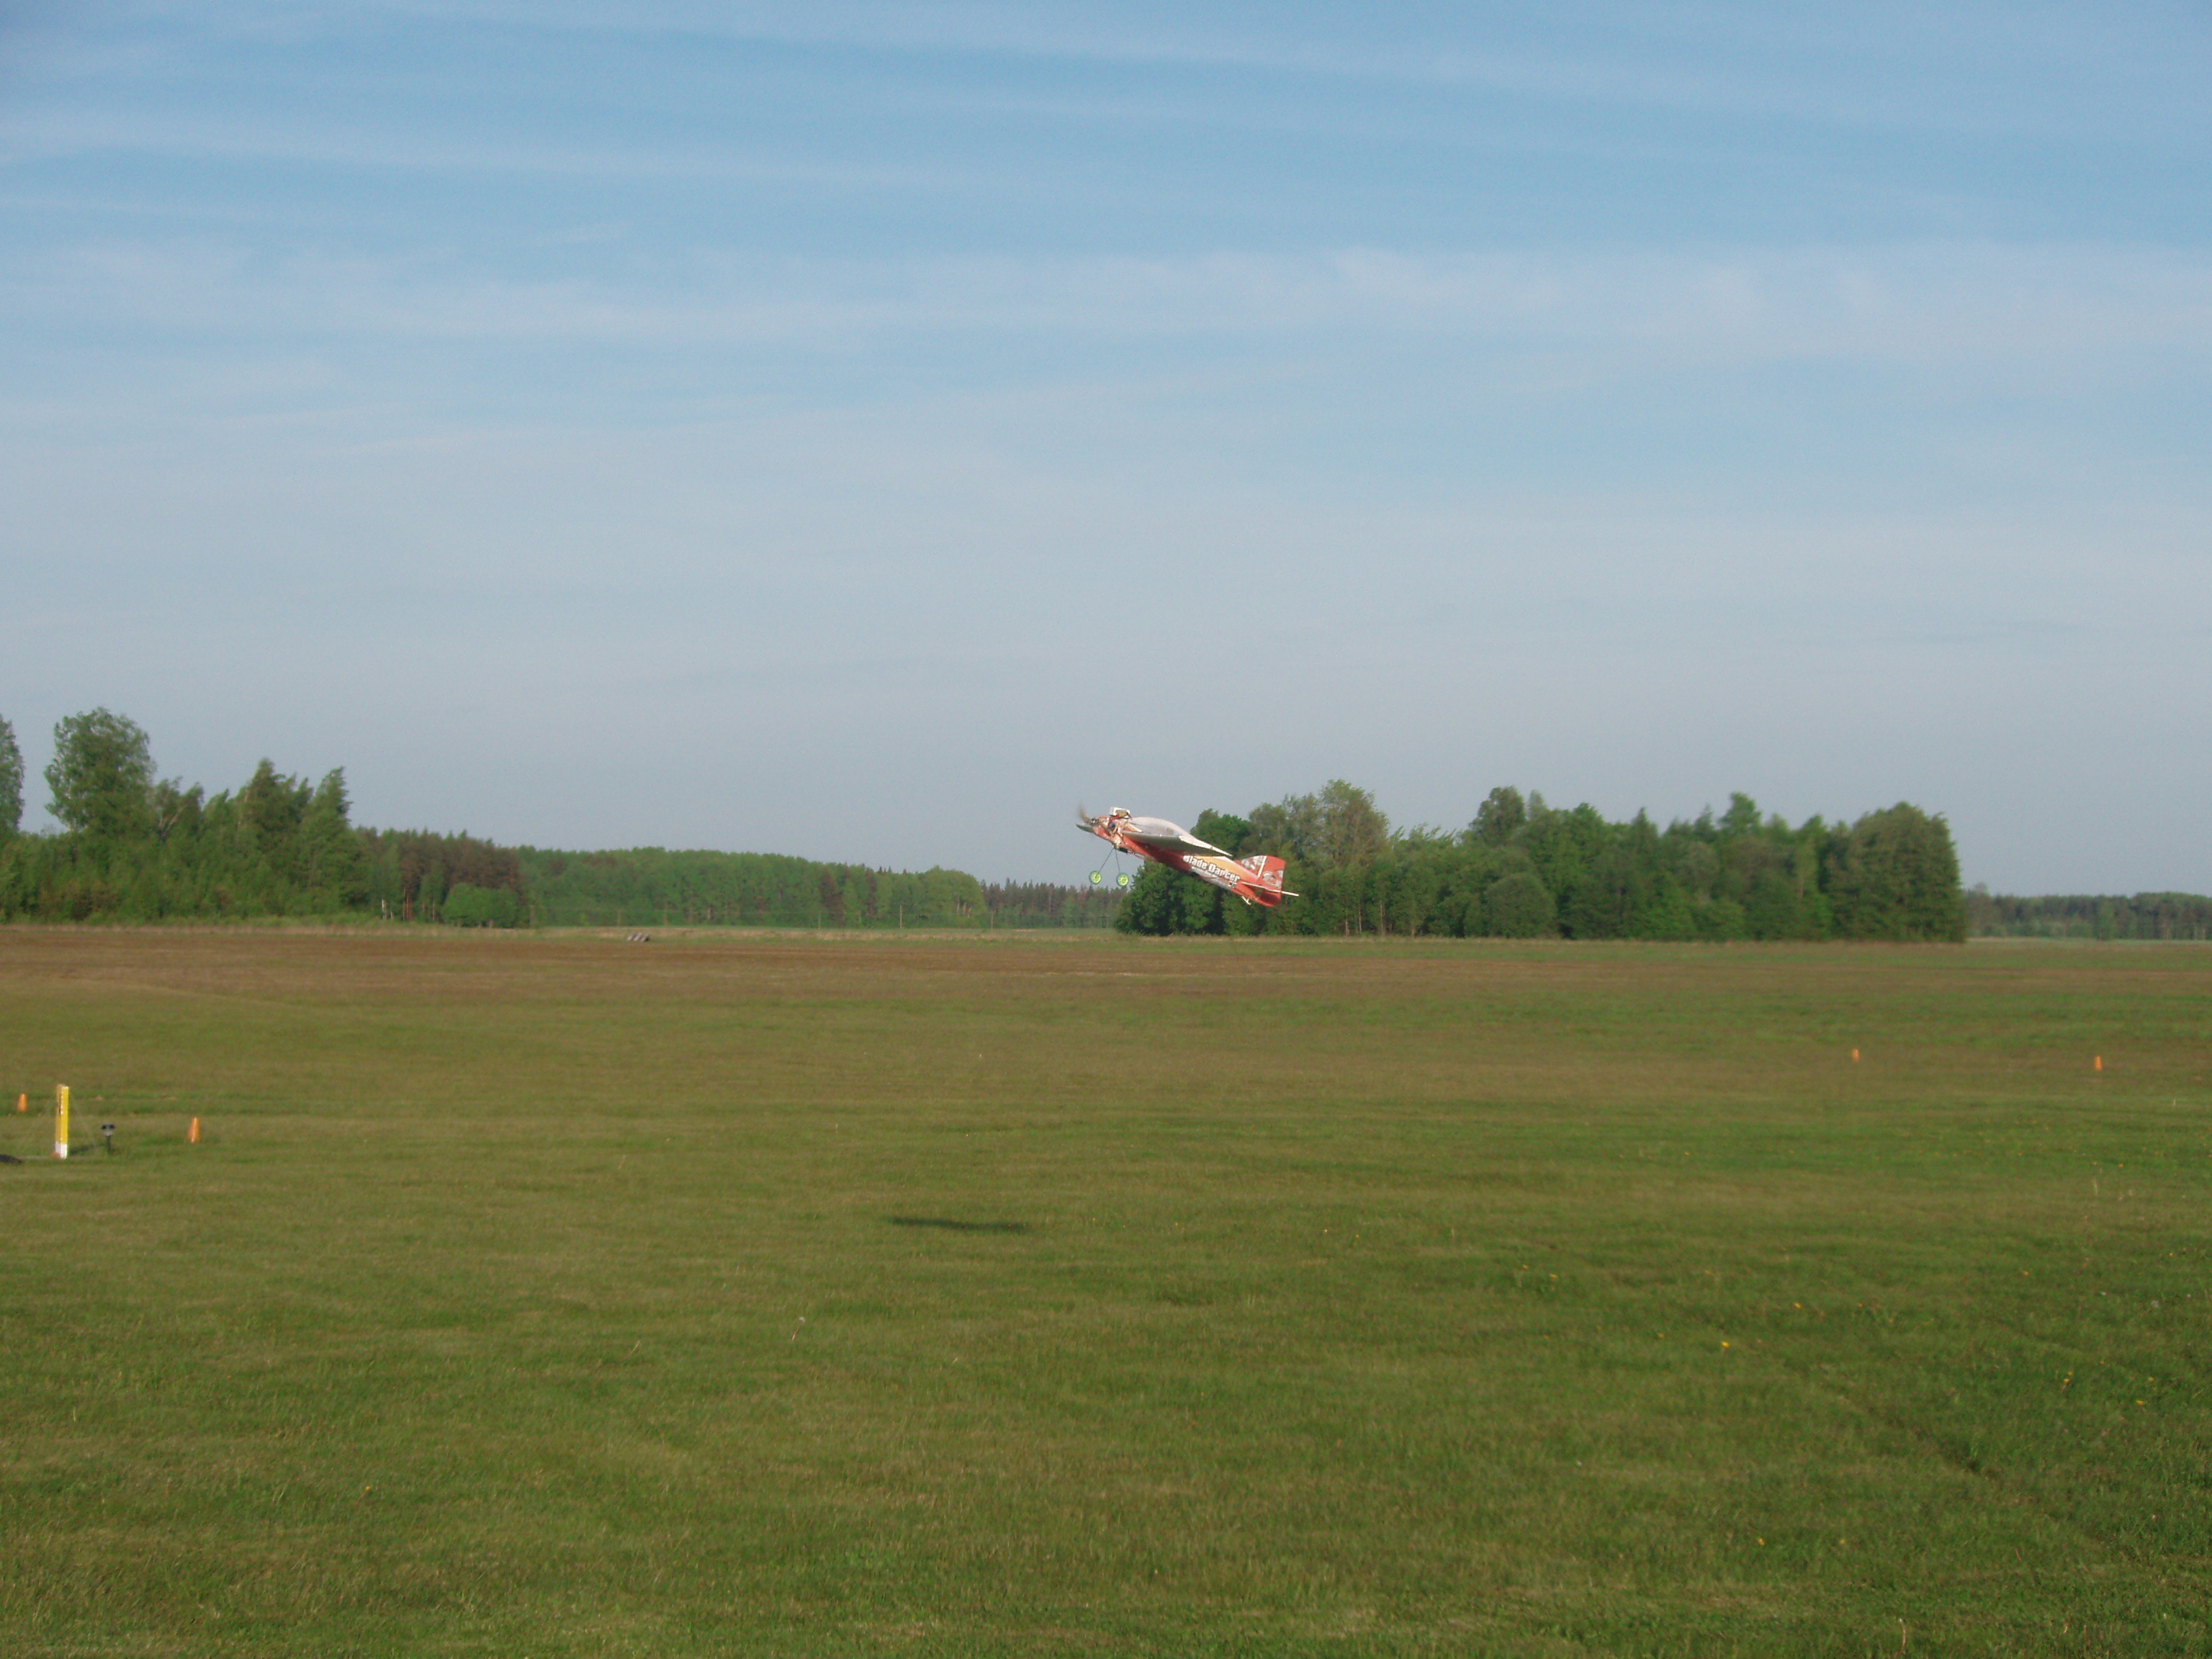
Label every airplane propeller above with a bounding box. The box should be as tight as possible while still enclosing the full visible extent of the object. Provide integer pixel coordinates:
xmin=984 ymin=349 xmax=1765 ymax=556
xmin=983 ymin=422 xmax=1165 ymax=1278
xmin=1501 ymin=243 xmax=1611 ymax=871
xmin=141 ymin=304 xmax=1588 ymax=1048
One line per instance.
xmin=1077 ymin=804 xmax=1135 ymax=890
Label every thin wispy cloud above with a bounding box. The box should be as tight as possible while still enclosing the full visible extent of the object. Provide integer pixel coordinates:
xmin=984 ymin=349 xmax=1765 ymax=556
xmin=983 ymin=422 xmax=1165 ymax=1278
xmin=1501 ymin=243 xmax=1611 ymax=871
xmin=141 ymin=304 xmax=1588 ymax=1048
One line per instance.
xmin=12 ymin=236 xmax=2209 ymax=377
xmin=297 ymin=0 xmax=2201 ymax=134
xmin=4 ymin=106 xmax=971 ymax=191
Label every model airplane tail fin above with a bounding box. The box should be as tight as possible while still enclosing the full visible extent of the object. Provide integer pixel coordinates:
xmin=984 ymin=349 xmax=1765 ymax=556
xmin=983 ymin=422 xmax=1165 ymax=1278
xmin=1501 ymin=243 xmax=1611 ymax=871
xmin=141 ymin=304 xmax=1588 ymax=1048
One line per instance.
xmin=1233 ymin=853 xmax=1297 ymax=907
xmin=1238 ymin=854 xmax=1289 ymax=891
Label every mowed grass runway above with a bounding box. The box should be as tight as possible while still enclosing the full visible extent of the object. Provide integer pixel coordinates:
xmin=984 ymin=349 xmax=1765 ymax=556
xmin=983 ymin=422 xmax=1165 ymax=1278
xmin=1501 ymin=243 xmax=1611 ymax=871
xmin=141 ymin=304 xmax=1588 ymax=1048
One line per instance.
xmin=1 ymin=930 xmax=2207 ymax=1656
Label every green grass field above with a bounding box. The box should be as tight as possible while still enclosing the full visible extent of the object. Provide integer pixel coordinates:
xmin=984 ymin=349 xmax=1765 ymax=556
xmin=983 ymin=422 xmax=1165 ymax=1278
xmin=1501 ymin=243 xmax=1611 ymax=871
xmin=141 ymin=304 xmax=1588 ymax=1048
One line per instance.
xmin=2 ymin=930 xmax=2207 ymax=1656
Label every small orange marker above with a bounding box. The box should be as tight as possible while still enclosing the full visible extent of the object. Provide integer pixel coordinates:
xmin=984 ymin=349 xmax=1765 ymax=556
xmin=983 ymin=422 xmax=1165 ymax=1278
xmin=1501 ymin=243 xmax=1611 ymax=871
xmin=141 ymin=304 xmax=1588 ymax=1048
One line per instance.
xmin=188 ymin=1116 xmax=201 ymax=1143
xmin=1851 ymin=1048 xmax=1860 ymax=1063
xmin=2094 ymin=1056 xmax=2103 ymax=1072
xmin=14 ymin=1092 xmax=23 ymax=1113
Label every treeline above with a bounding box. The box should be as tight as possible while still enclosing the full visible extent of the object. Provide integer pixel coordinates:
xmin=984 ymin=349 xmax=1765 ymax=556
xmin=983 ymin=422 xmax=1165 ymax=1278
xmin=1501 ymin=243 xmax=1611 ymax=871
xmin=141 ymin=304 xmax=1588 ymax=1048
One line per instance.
xmin=1967 ymin=889 xmax=2212 ymax=941
xmin=0 ymin=707 xmax=1019 ymax=929
xmin=0 ymin=710 xmax=370 ymax=921
xmin=516 ymin=848 xmax=997 ymax=930
xmin=981 ymin=880 xmax=1123 ymax=930
xmin=1114 ymin=781 xmax=1970 ymax=942
xmin=12 ymin=706 xmax=2180 ymax=944
xmin=513 ymin=855 xmax=1131 ymax=930
xmin=363 ymin=829 xmax=527 ymax=926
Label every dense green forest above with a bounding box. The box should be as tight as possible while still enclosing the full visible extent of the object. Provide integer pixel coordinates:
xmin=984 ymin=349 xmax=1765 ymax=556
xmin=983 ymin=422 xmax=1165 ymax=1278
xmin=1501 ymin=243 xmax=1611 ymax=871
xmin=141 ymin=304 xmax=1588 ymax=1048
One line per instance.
xmin=1965 ymin=889 xmax=2212 ymax=941
xmin=0 ymin=707 xmax=2198 ymax=940
xmin=0 ymin=709 xmax=1064 ymax=929
xmin=0 ymin=710 xmax=371 ymax=922
xmin=1108 ymin=781 xmax=1974 ymax=942
xmin=516 ymin=848 xmax=1014 ymax=930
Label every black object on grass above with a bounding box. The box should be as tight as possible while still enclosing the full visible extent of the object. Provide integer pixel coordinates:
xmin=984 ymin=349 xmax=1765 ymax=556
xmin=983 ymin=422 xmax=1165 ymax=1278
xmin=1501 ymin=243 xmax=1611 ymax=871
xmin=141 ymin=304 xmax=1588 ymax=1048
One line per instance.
xmin=887 ymin=1215 xmax=1030 ymax=1235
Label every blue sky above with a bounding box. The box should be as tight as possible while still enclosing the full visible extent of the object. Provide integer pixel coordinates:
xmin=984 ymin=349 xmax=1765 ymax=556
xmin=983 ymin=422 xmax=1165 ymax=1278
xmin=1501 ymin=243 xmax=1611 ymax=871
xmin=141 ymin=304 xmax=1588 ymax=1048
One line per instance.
xmin=4 ymin=3 xmax=2207 ymax=889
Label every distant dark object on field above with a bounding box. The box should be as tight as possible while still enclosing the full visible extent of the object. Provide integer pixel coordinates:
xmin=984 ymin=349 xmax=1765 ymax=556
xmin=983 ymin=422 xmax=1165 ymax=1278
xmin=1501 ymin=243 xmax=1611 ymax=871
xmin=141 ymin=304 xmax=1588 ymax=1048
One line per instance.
xmin=626 ymin=932 xmax=652 ymax=943
xmin=888 ymin=1215 xmax=1030 ymax=1235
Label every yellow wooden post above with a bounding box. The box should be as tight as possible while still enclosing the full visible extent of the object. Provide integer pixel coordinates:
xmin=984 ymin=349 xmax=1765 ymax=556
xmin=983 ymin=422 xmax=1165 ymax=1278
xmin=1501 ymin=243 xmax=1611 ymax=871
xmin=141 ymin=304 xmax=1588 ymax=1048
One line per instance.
xmin=55 ymin=1084 xmax=70 ymax=1160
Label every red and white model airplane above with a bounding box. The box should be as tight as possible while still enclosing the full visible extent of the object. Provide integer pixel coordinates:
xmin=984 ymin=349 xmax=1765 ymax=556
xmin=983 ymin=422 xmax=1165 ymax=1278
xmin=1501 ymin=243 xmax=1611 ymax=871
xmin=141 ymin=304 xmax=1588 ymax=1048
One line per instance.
xmin=1078 ymin=808 xmax=1298 ymax=909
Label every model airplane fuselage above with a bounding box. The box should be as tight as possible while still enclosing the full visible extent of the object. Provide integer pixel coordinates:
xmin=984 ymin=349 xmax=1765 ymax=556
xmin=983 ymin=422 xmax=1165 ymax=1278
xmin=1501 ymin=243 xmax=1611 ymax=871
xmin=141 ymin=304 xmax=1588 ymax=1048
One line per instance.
xmin=1079 ymin=808 xmax=1297 ymax=908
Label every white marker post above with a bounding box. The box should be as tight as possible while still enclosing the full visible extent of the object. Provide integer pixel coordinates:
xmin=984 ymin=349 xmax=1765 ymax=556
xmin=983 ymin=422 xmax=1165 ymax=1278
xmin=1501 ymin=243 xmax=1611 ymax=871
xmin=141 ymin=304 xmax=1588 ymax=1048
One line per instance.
xmin=55 ymin=1084 xmax=70 ymax=1160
